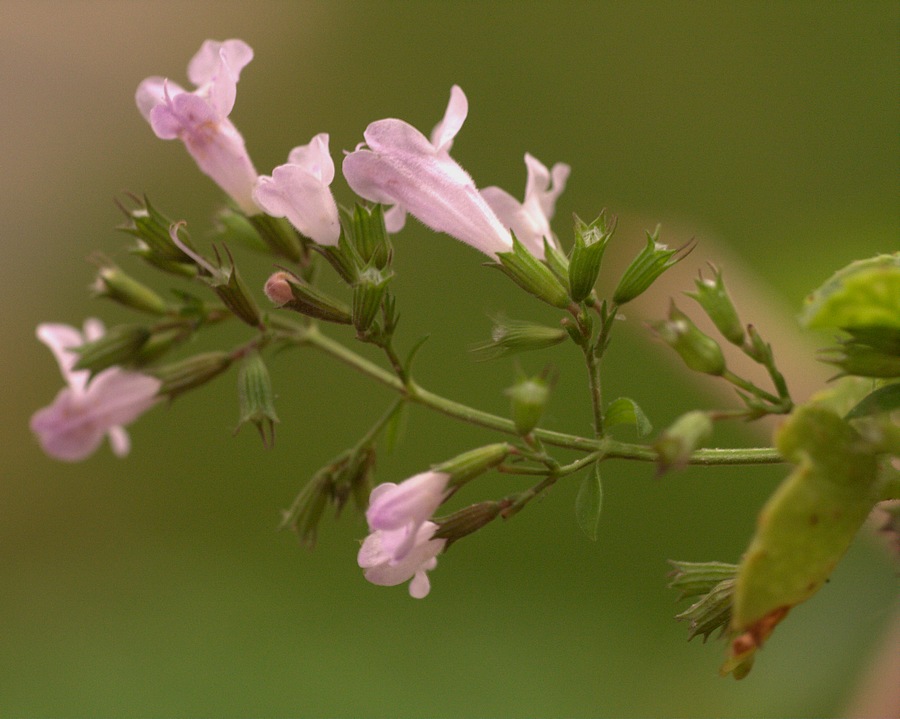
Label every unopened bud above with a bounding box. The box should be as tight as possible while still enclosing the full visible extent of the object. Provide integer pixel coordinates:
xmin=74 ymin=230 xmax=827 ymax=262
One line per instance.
xmin=91 ymin=260 xmax=169 ymax=316
xmin=613 ymin=230 xmax=693 ymax=304
xmin=434 ymin=443 xmax=513 ymax=488
xmin=655 ymin=410 xmax=714 ymax=473
xmin=653 ymin=303 xmax=726 ymax=375
xmin=433 ymin=501 xmax=502 ymax=547
xmin=264 ymin=271 xmax=352 ymax=325
xmin=568 ymin=213 xmax=613 ymax=303
xmin=472 ymin=315 xmax=567 ymax=361
xmin=151 ymin=351 xmax=233 ymax=398
xmin=506 ymin=375 xmax=551 ymax=435
xmin=688 ymin=266 xmax=744 ymax=345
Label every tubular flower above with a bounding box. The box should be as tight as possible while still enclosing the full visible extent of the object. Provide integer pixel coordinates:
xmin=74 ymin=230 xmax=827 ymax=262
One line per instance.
xmin=358 ymin=470 xmax=451 ymax=598
xmin=135 ymin=39 xmax=259 ymax=214
xmin=253 ymin=133 xmax=341 ymax=245
xmin=342 ymin=85 xmax=513 ymax=258
xmin=358 ymin=521 xmax=446 ymax=599
xmin=30 ymin=320 xmax=161 ymax=462
xmin=481 ymin=153 xmax=571 ymax=259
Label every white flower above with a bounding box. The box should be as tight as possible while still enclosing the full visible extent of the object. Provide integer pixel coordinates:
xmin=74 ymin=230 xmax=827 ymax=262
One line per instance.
xmin=481 ymin=153 xmax=570 ymax=259
xmin=253 ymin=133 xmax=341 ymax=245
xmin=358 ymin=521 xmax=446 ymax=599
xmin=30 ymin=320 xmax=161 ymax=462
xmin=342 ymin=85 xmax=513 ymax=258
xmin=136 ymin=39 xmax=259 ymax=214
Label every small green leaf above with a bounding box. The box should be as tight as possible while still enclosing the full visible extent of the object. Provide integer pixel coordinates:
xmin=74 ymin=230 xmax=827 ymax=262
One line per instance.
xmin=605 ymin=397 xmax=653 ymax=436
xmin=846 ymin=382 xmax=900 ymax=419
xmin=575 ymin=465 xmax=603 ymax=541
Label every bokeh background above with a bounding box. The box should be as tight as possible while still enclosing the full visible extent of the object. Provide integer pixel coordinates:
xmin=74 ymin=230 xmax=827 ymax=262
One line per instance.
xmin=1 ymin=1 xmax=897 ymax=716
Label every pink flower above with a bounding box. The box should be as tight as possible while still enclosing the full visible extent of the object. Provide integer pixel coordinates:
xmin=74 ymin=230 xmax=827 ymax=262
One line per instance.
xmin=253 ymin=133 xmax=341 ymax=245
xmin=342 ymin=85 xmax=513 ymax=258
xmin=481 ymin=153 xmax=570 ymax=259
xmin=30 ymin=320 xmax=161 ymax=462
xmin=358 ymin=470 xmax=450 ymax=598
xmin=136 ymin=39 xmax=259 ymax=214
xmin=358 ymin=521 xmax=446 ymax=599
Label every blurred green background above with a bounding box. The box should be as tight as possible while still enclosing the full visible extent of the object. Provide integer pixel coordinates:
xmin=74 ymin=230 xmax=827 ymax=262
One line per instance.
xmin=2 ymin=1 xmax=897 ymax=716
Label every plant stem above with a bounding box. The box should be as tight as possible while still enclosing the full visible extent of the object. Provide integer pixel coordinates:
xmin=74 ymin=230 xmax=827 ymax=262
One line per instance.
xmin=294 ymin=324 xmax=784 ymax=466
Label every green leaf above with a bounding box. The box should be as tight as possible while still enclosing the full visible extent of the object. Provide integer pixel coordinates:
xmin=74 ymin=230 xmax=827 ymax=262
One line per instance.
xmin=800 ymin=253 xmax=900 ymax=331
xmin=605 ymin=397 xmax=653 ymax=436
xmin=846 ymin=382 xmax=900 ymax=419
xmin=575 ymin=465 xmax=603 ymax=541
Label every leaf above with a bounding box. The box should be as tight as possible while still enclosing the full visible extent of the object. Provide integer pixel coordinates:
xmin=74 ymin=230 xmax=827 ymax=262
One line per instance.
xmin=799 ymin=253 xmax=900 ymax=331
xmin=846 ymin=382 xmax=900 ymax=419
xmin=575 ymin=465 xmax=603 ymax=541
xmin=605 ymin=397 xmax=653 ymax=436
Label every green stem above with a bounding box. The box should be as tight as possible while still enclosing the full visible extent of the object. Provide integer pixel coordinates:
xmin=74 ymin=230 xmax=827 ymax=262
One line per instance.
xmin=295 ymin=324 xmax=784 ymax=466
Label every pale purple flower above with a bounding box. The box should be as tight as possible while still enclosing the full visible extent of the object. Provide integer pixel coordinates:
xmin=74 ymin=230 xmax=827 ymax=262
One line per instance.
xmin=136 ymin=39 xmax=259 ymax=214
xmin=253 ymin=133 xmax=341 ymax=245
xmin=30 ymin=320 xmax=161 ymax=462
xmin=342 ymin=85 xmax=513 ymax=258
xmin=366 ymin=470 xmax=450 ymax=556
xmin=481 ymin=153 xmax=571 ymax=259
xmin=358 ymin=521 xmax=446 ymax=599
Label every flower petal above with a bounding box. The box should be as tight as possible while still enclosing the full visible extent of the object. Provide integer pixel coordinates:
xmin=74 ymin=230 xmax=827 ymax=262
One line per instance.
xmin=430 ymin=85 xmax=468 ymax=153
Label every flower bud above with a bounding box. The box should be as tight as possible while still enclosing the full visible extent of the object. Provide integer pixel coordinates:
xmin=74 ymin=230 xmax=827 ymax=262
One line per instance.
xmin=151 ymin=351 xmax=233 ymax=399
xmin=434 ymin=443 xmax=512 ymax=488
xmin=236 ymin=350 xmax=279 ymax=447
xmin=688 ymin=266 xmax=744 ymax=345
xmin=264 ymin=271 xmax=352 ymax=325
xmin=821 ymin=342 xmax=900 ymax=378
xmin=91 ymin=259 xmax=169 ymax=316
xmin=210 ymin=258 xmax=263 ymax=329
xmin=655 ymin=410 xmax=714 ymax=473
xmin=72 ymin=324 xmax=151 ymax=374
xmin=433 ymin=501 xmax=502 ymax=547
xmin=495 ymin=234 xmax=571 ymax=309
xmin=281 ymin=472 xmax=331 ymax=548
xmin=505 ymin=375 xmax=551 ymax=435
xmin=471 ymin=315 xmax=567 ymax=361
xmin=613 ymin=230 xmax=692 ymax=305
xmin=352 ymin=266 xmax=393 ymax=334
xmin=568 ymin=213 xmax=613 ymax=303
xmin=652 ymin=303 xmax=726 ymax=376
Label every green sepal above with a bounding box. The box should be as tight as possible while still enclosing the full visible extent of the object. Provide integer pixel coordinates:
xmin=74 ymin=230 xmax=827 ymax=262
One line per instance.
xmin=687 ymin=265 xmax=744 ymax=345
xmin=505 ymin=373 xmax=551 ymax=435
xmin=575 ymin=464 xmax=603 ymax=541
xmin=235 ymin=350 xmax=279 ymax=448
xmin=434 ymin=443 xmax=512 ymax=488
xmin=274 ymin=271 xmax=352 ymax=325
xmin=654 ymin=410 xmax=713 ymax=474
xmin=494 ymin=234 xmax=571 ymax=308
xmin=150 ymin=351 xmax=233 ymax=399
xmin=90 ymin=257 xmax=169 ymax=316
xmin=352 ymin=266 xmax=393 ymax=334
xmin=72 ymin=324 xmax=151 ymax=375
xmin=668 ymin=560 xmax=739 ymax=601
xmin=604 ymin=397 xmax=653 ymax=437
xmin=344 ymin=204 xmax=392 ymax=270
xmin=612 ymin=228 xmax=692 ymax=304
xmin=433 ymin=501 xmax=503 ymax=549
xmin=246 ymin=213 xmax=304 ymax=263
xmin=471 ymin=315 xmax=567 ymax=361
xmin=568 ymin=213 xmax=613 ymax=303
xmin=211 ymin=207 xmax=270 ymax=255
xmin=652 ymin=303 xmax=726 ymax=376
